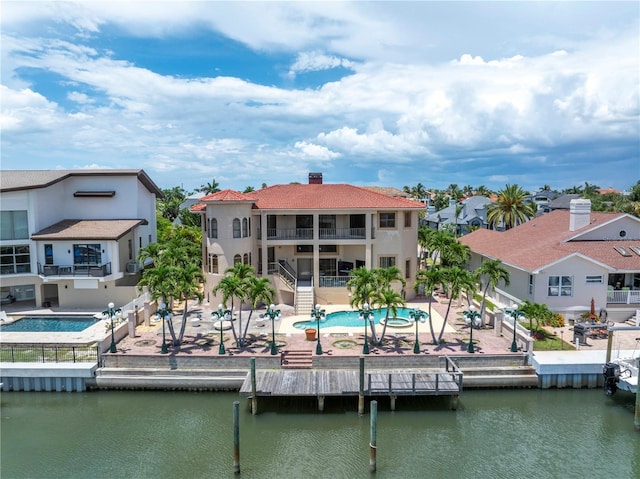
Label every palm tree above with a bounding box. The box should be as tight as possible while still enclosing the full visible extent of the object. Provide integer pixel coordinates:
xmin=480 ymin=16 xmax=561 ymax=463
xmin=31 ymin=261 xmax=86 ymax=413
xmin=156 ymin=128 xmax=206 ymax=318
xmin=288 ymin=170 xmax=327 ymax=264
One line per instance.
xmin=486 ymin=184 xmax=537 ymax=230
xmin=414 ymin=268 xmax=443 ymax=344
xmin=196 ymin=179 xmax=220 ymax=195
xmin=520 ymin=300 xmax=554 ymax=337
xmin=347 ymin=267 xmax=380 ymax=346
xmin=212 ymin=263 xmax=255 ymax=347
xmin=437 ymin=267 xmax=478 ymax=344
xmin=476 ymin=259 xmax=510 ymax=323
xmin=172 ymin=264 xmax=205 ymax=344
xmin=241 ymin=276 xmax=275 ymax=341
xmin=376 ymin=287 xmax=405 ymax=345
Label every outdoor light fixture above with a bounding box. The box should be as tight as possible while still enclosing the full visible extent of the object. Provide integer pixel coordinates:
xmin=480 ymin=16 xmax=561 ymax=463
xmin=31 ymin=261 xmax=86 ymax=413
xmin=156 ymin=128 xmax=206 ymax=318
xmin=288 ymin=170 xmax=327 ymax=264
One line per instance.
xmin=506 ymin=304 xmax=524 ymax=353
xmin=103 ymin=302 xmax=122 ymax=354
xmin=409 ymin=308 xmax=428 ymax=354
xmin=463 ymin=305 xmax=481 ymax=354
xmin=156 ymin=302 xmax=173 ymax=354
xmin=264 ymin=304 xmax=281 ymax=355
xmin=211 ymin=304 xmax=231 ymax=355
xmin=310 ymin=304 xmax=326 ymax=355
xmin=358 ymin=303 xmax=374 ymax=355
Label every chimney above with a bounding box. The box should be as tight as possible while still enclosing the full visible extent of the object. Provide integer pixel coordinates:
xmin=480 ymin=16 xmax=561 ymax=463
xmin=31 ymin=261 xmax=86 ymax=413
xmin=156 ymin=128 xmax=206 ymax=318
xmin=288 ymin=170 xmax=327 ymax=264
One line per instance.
xmin=309 ymin=172 xmax=323 ymax=184
xmin=569 ymin=199 xmax=591 ymax=231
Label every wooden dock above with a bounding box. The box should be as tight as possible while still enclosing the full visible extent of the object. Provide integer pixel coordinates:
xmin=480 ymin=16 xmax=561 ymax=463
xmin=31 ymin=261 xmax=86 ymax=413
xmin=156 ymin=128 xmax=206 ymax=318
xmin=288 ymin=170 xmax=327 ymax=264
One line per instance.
xmin=239 ymin=359 xmax=462 ymax=413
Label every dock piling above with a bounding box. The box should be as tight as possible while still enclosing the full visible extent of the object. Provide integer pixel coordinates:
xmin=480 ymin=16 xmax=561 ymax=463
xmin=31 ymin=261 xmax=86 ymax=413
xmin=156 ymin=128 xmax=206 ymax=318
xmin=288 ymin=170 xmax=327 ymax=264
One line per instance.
xmin=250 ymin=357 xmax=257 ymax=415
xmin=233 ymin=401 xmax=240 ymax=474
xmin=358 ymin=357 xmax=365 ymax=415
xmin=370 ymin=400 xmax=377 ymax=472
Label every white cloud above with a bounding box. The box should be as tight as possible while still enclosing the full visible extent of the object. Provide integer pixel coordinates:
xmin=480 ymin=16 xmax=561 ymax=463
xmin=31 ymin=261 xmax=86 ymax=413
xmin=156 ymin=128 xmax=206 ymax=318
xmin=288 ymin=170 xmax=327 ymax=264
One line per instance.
xmin=294 ymin=141 xmax=340 ymax=160
xmin=288 ymin=51 xmax=355 ymax=77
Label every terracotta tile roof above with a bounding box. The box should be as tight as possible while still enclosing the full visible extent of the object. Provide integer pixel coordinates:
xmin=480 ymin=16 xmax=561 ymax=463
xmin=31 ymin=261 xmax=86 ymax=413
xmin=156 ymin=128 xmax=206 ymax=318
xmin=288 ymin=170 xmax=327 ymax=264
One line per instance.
xmin=459 ymin=210 xmax=640 ymax=271
xmin=31 ymin=219 xmax=147 ymax=240
xmin=192 ymin=184 xmax=425 ymax=211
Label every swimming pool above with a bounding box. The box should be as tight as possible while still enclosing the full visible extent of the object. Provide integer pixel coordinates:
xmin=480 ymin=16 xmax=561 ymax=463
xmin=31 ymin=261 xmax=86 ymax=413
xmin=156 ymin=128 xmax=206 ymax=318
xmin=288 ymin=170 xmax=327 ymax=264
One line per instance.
xmin=293 ymin=307 xmax=426 ymax=330
xmin=0 ymin=316 xmax=101 ymax=333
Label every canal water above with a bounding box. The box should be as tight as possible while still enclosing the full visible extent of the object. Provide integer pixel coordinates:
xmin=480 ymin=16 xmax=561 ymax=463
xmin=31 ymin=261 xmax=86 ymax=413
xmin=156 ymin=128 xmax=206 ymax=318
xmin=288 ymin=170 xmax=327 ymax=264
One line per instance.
xmin=1 ymin=389 xmax=637 ymax=478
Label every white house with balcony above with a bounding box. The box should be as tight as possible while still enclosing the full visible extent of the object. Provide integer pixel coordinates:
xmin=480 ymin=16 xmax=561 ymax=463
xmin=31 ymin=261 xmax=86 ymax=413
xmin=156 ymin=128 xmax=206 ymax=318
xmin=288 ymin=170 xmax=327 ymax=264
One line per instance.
xmin=0 ymin=169 xmax=162 ymax=309
xmin=192 ymin=173 xmax=426 ymax=313
xmin=459 ymin=199 xmax=640 ymax=322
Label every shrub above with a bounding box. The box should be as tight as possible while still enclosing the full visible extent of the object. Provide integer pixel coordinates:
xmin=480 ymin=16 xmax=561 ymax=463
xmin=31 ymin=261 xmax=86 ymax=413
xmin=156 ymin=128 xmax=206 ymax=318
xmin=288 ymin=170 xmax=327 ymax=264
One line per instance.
xmin=545 ymin=313 xmax=565 ymax=328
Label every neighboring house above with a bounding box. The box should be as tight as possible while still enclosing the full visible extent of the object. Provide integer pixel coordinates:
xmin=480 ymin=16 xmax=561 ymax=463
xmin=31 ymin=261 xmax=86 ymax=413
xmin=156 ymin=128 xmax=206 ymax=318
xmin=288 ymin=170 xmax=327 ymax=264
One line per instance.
xmin=526 ymin=190 xmax=560 ymax=213
xmin=546 ymin=194 xmax=583 ymax=212
xmin=173 ymin=192 xmax=205 ymax=225
xmin=0 ymin=169 xmax=162 ymax=309
xmin=459 ymin=199 xmax=640 ymax=322
xmin=191 ymin=173 xmax=425 ymax=313
xmin=423 ymin=196 xmax=492 ymax=235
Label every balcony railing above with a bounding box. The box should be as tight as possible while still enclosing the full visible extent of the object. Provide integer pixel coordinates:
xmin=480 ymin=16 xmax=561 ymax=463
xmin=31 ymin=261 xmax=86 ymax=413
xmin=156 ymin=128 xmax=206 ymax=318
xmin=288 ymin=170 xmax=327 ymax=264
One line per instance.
xmin=319 ymin=275 xmax=351 ymax=288
xmin=607 ymin=289 xmax=640 ymax=304
xmin=265 ymin=228 xmax=366 ymax=240
xmin=319 ymin=227 xmax=366 ymax=239
xmin=37 ymin=263 xmax=112 ymax=278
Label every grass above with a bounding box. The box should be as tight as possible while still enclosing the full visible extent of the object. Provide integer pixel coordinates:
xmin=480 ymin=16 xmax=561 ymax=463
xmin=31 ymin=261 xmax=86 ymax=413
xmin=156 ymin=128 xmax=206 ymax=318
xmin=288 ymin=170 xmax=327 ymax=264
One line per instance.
xmin=530 ymin=328 xmax=576 ymax=351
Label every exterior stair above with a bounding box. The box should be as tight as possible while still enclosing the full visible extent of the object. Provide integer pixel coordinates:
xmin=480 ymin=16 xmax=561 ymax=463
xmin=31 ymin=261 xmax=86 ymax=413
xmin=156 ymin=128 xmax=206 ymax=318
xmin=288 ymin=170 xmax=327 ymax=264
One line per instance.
xmin=281 ymin=349 xmax=313 ymax=369
xmin=295 ymin=286 xmax=314 ymax=315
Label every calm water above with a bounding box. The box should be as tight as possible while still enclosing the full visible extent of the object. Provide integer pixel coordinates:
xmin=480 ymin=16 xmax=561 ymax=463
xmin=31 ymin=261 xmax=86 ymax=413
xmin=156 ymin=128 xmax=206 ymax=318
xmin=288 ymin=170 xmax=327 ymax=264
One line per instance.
xmin=1 ymin=389 xmax=638 ymax=478
xmin=294 ymin=307 xmax=421 ymax=329
xmin=0 ymin=316 xmax=99 ymax=332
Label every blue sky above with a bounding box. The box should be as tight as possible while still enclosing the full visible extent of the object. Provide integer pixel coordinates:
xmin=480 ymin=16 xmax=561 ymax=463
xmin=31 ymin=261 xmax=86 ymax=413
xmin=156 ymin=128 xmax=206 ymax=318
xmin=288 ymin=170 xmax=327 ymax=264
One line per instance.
xmin=1 ymin=1 xmax=639 ymax=194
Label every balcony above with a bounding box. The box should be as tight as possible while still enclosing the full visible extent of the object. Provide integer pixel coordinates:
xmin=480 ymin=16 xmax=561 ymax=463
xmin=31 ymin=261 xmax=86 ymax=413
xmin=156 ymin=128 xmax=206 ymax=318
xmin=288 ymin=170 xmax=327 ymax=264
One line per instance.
xmin=265 ymin=228 xmax=366 ymax=240
xmin=607 ymin=289 xmax=640 ymax=305
xmin=38 ymin=263 xmax=112 ymax=278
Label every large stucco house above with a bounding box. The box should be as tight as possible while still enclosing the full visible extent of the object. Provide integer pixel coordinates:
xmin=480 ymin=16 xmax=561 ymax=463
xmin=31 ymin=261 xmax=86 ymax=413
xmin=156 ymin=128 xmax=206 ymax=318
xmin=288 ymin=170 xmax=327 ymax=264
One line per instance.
xmin=0 ymin=170 xmax=162 ymax=309
xmin=459 ymin=199 xmax=640 ymax=322
xmin=192 ymin=173 xmax=426 ymax=313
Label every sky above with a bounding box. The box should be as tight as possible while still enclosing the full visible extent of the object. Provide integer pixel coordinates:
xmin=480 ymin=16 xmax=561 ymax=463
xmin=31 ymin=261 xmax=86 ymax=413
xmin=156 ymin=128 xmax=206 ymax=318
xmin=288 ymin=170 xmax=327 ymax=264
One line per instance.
xmin=1 ymin=1 xmax=639 ymax=194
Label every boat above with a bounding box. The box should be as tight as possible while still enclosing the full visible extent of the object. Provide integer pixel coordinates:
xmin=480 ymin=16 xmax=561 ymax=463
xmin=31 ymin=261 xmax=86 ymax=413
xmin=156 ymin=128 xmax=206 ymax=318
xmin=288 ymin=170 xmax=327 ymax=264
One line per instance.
xmin=603 ymin=340 xmax=639 ymax=396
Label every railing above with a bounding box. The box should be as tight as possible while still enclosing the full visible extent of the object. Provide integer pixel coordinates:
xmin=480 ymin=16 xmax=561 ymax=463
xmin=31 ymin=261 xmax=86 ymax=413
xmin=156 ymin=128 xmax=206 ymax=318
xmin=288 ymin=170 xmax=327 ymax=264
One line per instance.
xmin=607 ymin=289 xmax=640 ymax=304
xmin=37 ymin=262 xmax=112 ymax=277
xmin=319 ymin=227 xmax=366 ymax=239
xmin=319 ymin=275 xmax=351 ymax=288
xmin=120 ymin=291 xmax=151 ymax=316
xmin=268 ymin=262 xmax=296 ymax=290
xmin=267 ymin=228 xmax=313 ymax=240
xmin=0 ymin=344 xmax=99 ymax=363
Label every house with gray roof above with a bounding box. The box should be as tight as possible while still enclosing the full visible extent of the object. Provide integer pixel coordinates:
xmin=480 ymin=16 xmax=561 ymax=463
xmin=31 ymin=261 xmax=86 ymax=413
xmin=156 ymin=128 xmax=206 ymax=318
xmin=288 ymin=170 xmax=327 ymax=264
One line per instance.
xmin=0 ymin=169 xmax=162 ymax=309
xmin=423 ymin=196 xmax=493 ymax=236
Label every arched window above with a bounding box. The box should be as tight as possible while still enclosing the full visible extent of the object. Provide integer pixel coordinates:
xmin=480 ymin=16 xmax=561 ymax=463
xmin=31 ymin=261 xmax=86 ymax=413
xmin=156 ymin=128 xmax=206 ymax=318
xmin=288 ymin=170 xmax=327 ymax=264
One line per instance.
xmin=233 ymin=218 xmax=241 ymax=238
xmin=243 ymin=253 xmax=249 ymax=264
xmin=233 ymin=254 xmax=242 ymax=265
xmin=211 ymin=218 xmax=218 ymax=239
xmin=242 ymin=218 xmax=248 ymax=237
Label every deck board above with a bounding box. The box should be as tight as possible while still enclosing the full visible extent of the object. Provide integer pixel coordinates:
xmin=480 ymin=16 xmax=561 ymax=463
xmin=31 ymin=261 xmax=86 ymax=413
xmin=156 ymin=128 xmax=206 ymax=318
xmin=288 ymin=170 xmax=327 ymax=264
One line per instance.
xmin=240 ymin=369 xmax=460 ymax=397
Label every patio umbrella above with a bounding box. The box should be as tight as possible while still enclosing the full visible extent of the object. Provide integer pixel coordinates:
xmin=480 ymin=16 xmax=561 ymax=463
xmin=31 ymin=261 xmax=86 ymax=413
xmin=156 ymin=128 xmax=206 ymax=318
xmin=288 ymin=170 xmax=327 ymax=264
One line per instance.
xmin=590 ymin=297 xmax=596 ymax=319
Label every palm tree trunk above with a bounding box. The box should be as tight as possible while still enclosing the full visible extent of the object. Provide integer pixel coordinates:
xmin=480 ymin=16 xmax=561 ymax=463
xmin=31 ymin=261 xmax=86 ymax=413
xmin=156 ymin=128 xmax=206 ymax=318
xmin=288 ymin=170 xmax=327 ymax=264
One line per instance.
xmin=242 ymin=310 xmax=254 ymax=342
xmin=377 ymin=311 xmax=390 ymax=346
xmin=176 ymin=294 xmax=190 ymax=345
xmin=228 ymin=300 xmax=239 ymax=347
xmin=437 ymin=296 xmax=454 ymax=343
xmin=427 ymin=296 xmax=437 ymax=344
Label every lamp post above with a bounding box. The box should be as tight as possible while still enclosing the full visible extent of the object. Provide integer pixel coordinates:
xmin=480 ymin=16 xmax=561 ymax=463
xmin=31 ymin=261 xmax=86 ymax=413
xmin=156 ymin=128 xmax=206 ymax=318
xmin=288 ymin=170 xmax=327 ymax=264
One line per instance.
xmin=506 ymin=304 xmax=524 ymax=353
xmin=103 ymin=302 xmax=122 ymax=353
xmin=156 ymin=302 xmax=173 ymax=354
xmin=359 ymin=303 xmax=374 ymax=355
xmin=464 ymin=305 xmax=481 ymax=354
xmin=264 ymin=304 xmax=281 ymax=355
xmin=211 ymin=304 xmax=231 ymax=355
xmin=310 ymin=304 xmax=326 ymax=355
xmin=409 ymin=308 xmax=428 ymax=354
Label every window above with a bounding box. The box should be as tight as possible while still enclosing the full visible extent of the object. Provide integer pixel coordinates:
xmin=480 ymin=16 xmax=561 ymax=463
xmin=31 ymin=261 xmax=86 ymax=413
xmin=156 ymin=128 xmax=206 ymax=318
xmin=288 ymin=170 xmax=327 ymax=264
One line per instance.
xmin=73 ymin=244 xmax=102 ymax=265
xmin=296 ymin=245 xmax=313 ymax=253
xmin=379 ymin=213 xmax=395 ymax=228
xmin=0 ymin=245 xmax=31 ymax=274
xmin=210 ymin=218 xmax=218 ymax=239
xmin=233 ymin=219 xmax=241 ymax=238
xmin=128 ymin=239 xmax=133 ymax=260
xmin=208 ymin=254 xmax=219 ymax=274
xmin=405 ymin=259 xmax=411 ymax=279
xmin=44 ymin=244 xmax=53 ymax=265
xmin=586 ymin=275 xmax=603 ymax=284
xmin=242 ymin=218 xmax=248 ymax=237
xmin=528 ymin=274 xmax=534 ymax=295
xmin=404 ymin=212 xmax=411 ymax=228
xmin=319 ymin=244 xmax=337 ymax=253
xmin=233 ymin=254 xmax=241 ymax=265
xmin=243 ymin=253 xmax=249 ymax=264
xmin=1 ymin=211 xmax=29 ymax=240
xmin=548 ymin=275 xmax=573 ymax=297
xmin=296 ymin=215 xmax=313 ymax=229
xmin=380 ymin=256 xmax=396 ymax=268
xmin=319 ymin=215 xmax=336 ymax=230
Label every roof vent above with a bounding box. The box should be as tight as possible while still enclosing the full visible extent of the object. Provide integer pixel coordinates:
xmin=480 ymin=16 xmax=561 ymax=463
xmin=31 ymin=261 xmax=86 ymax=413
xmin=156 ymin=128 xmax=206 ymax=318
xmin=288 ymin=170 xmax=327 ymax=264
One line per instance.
xmin=308 ymin=172 xmax=323 ymax=184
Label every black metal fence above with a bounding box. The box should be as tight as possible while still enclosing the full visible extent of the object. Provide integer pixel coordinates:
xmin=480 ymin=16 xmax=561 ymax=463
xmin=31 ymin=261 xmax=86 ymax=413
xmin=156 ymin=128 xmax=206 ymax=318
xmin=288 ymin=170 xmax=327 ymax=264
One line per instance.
xmin=0 ymin=344 xmax=99 ymax=363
